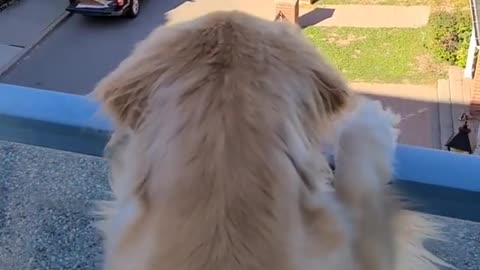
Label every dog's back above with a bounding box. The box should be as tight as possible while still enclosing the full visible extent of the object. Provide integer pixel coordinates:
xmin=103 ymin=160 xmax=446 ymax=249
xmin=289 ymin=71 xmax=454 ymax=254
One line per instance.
xmin=93 ymin=11 xmax=447 ymax=270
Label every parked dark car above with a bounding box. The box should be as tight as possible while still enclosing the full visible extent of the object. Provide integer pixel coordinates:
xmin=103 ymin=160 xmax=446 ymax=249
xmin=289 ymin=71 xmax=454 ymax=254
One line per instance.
xmin=66 ymin=0 xmax=140 ymax=18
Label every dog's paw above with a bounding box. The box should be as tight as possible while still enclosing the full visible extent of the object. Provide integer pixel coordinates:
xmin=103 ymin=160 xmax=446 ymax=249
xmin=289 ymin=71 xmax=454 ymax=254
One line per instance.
xmin=333 ymin=97 xmax=400 ymax=188
xmin=337 ymin=97 xmax=400 ymax=159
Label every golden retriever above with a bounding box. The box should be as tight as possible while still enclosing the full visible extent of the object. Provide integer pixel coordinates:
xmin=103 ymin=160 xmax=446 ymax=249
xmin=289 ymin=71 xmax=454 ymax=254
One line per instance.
xmin=92 ymin=10 xmax=449 ymax=270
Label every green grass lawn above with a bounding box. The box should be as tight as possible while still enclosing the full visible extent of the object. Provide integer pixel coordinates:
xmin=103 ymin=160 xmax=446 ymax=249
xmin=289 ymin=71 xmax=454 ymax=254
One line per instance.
xmin=303 ymin=27 xmax=444 ymax=84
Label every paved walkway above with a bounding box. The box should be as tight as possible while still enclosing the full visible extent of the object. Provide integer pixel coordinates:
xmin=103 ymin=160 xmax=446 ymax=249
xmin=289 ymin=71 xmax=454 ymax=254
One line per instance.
xmin=0 ymin=0 xmax=67 ymax=75
xmin=166 ymin=0 xmax=276 ymax=25
xmin=351 ymin=83 xmax=441 ymax=149
xmin=165 ymin=1 xmax=430 ymax=28
xmin=351 ymin=82 xmax=437 ymax=102
xmin=299 ymin=5 xmax=430 ymax=28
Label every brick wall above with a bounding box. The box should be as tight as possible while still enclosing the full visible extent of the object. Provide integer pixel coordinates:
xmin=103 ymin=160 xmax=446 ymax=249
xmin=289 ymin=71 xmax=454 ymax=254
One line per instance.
xmin=274 ymin=0 xmax=299 ymax=24
xmin=471 ymin=55 xmax=480 ymax=117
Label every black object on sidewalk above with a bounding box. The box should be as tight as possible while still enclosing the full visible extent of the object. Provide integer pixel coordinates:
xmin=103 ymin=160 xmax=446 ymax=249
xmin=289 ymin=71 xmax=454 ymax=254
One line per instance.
xmin=0 ymin=0 xmax=18 ymax=12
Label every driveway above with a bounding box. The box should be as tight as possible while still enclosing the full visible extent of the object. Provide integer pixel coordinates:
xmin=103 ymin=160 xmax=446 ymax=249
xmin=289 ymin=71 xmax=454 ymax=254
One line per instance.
xmin=352 ymin=83 xmax=442 ymax=149
xmin=0 ymin=0 xmax=189 ymax=95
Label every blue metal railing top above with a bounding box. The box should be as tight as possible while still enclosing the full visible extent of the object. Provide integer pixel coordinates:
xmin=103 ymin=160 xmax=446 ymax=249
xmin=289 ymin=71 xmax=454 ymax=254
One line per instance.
xmin=0 ymin=83 xmax=111 ymax=132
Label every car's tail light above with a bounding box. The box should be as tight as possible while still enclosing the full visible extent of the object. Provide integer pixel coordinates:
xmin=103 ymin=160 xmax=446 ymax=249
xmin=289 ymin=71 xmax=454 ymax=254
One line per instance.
xmin=116 ymin=0 xmax=124 ymax=6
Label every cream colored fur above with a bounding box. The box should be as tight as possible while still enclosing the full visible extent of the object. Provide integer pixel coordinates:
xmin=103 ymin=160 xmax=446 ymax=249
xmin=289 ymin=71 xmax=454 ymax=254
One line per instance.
xmin=92 ymin=10 xmax=450 ymax=270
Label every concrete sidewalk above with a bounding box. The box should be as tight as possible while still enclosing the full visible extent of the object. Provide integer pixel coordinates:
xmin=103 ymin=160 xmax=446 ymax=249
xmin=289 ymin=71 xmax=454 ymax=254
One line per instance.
xmin=300 ymin=5 xmax=430 ymax=28
xmin=351 ymin=82 xmax=441 ymax=149
xmin=165 ymin=0 xmax=276 ymax=25
xmin=351 ymin=82 xmax=437 ymax=102
xmin=165 ymin=0 xmax=430 ymax=28
xmin=0 ymin=0 xmax=69 ymax=75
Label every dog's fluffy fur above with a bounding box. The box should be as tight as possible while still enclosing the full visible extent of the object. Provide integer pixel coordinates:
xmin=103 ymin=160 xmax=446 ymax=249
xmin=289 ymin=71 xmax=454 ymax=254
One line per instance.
xmin=92 ymin=11 xmax=449 ymax=270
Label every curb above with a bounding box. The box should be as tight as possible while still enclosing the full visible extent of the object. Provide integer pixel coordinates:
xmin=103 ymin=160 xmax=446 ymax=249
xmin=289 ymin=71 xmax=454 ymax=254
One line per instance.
xmin=0 ymin=11 xmax=72 ymax=77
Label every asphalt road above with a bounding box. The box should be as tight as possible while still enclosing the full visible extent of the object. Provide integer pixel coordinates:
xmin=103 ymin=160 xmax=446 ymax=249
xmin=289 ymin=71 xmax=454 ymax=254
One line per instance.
xmin=0 ymin=0 xmax=188 ymax=95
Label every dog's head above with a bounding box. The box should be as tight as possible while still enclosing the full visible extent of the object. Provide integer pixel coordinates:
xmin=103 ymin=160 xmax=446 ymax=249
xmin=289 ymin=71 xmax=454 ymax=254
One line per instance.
xmin=94 ymin=10 xmax=351 ymax=134
xmin=93 ymin=10 xmax=352 ymax=270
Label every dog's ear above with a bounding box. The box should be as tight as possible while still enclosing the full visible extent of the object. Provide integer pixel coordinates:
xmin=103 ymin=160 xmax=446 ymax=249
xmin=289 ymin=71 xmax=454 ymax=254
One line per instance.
xmin=277 ymin=21 xmax=351 ymax=118
xmin=296 ymin=54 xmax=353 ymax=143
xmin=92 ymin=50 xmax=162 ymax=129
xmin=310 ymin=61 xmax=351 ymax=118
xmin=92 ymin=25 xmax=179 ymax=129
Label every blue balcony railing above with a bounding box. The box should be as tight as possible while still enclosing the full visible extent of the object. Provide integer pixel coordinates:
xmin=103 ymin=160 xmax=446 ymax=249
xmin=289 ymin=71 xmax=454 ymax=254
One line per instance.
xmin=1 ymin=82 xmax=479 ymax=221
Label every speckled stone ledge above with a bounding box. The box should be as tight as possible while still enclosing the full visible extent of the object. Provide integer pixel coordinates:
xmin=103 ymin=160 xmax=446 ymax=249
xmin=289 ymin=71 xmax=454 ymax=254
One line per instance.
xmin=0 ymin=140 xmax=108 ymax=270
xmin=0 ymin=140 xmax=478 ymax=269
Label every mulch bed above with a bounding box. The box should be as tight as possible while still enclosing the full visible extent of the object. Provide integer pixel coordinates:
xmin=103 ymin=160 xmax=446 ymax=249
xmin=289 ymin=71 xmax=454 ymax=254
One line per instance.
xmin=0 ymin=0 xmax=18 ymax=12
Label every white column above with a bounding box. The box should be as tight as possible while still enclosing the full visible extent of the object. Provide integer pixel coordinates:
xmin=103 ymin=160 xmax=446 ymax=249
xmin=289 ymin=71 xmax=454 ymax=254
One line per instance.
xmin=464 ymin=30 xmax=477 ymax=79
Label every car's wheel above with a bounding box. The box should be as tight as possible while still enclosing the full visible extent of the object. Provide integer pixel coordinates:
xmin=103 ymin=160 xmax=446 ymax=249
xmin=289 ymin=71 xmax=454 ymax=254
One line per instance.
xmin=125 ymin=0 xmax=140 ymax=18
